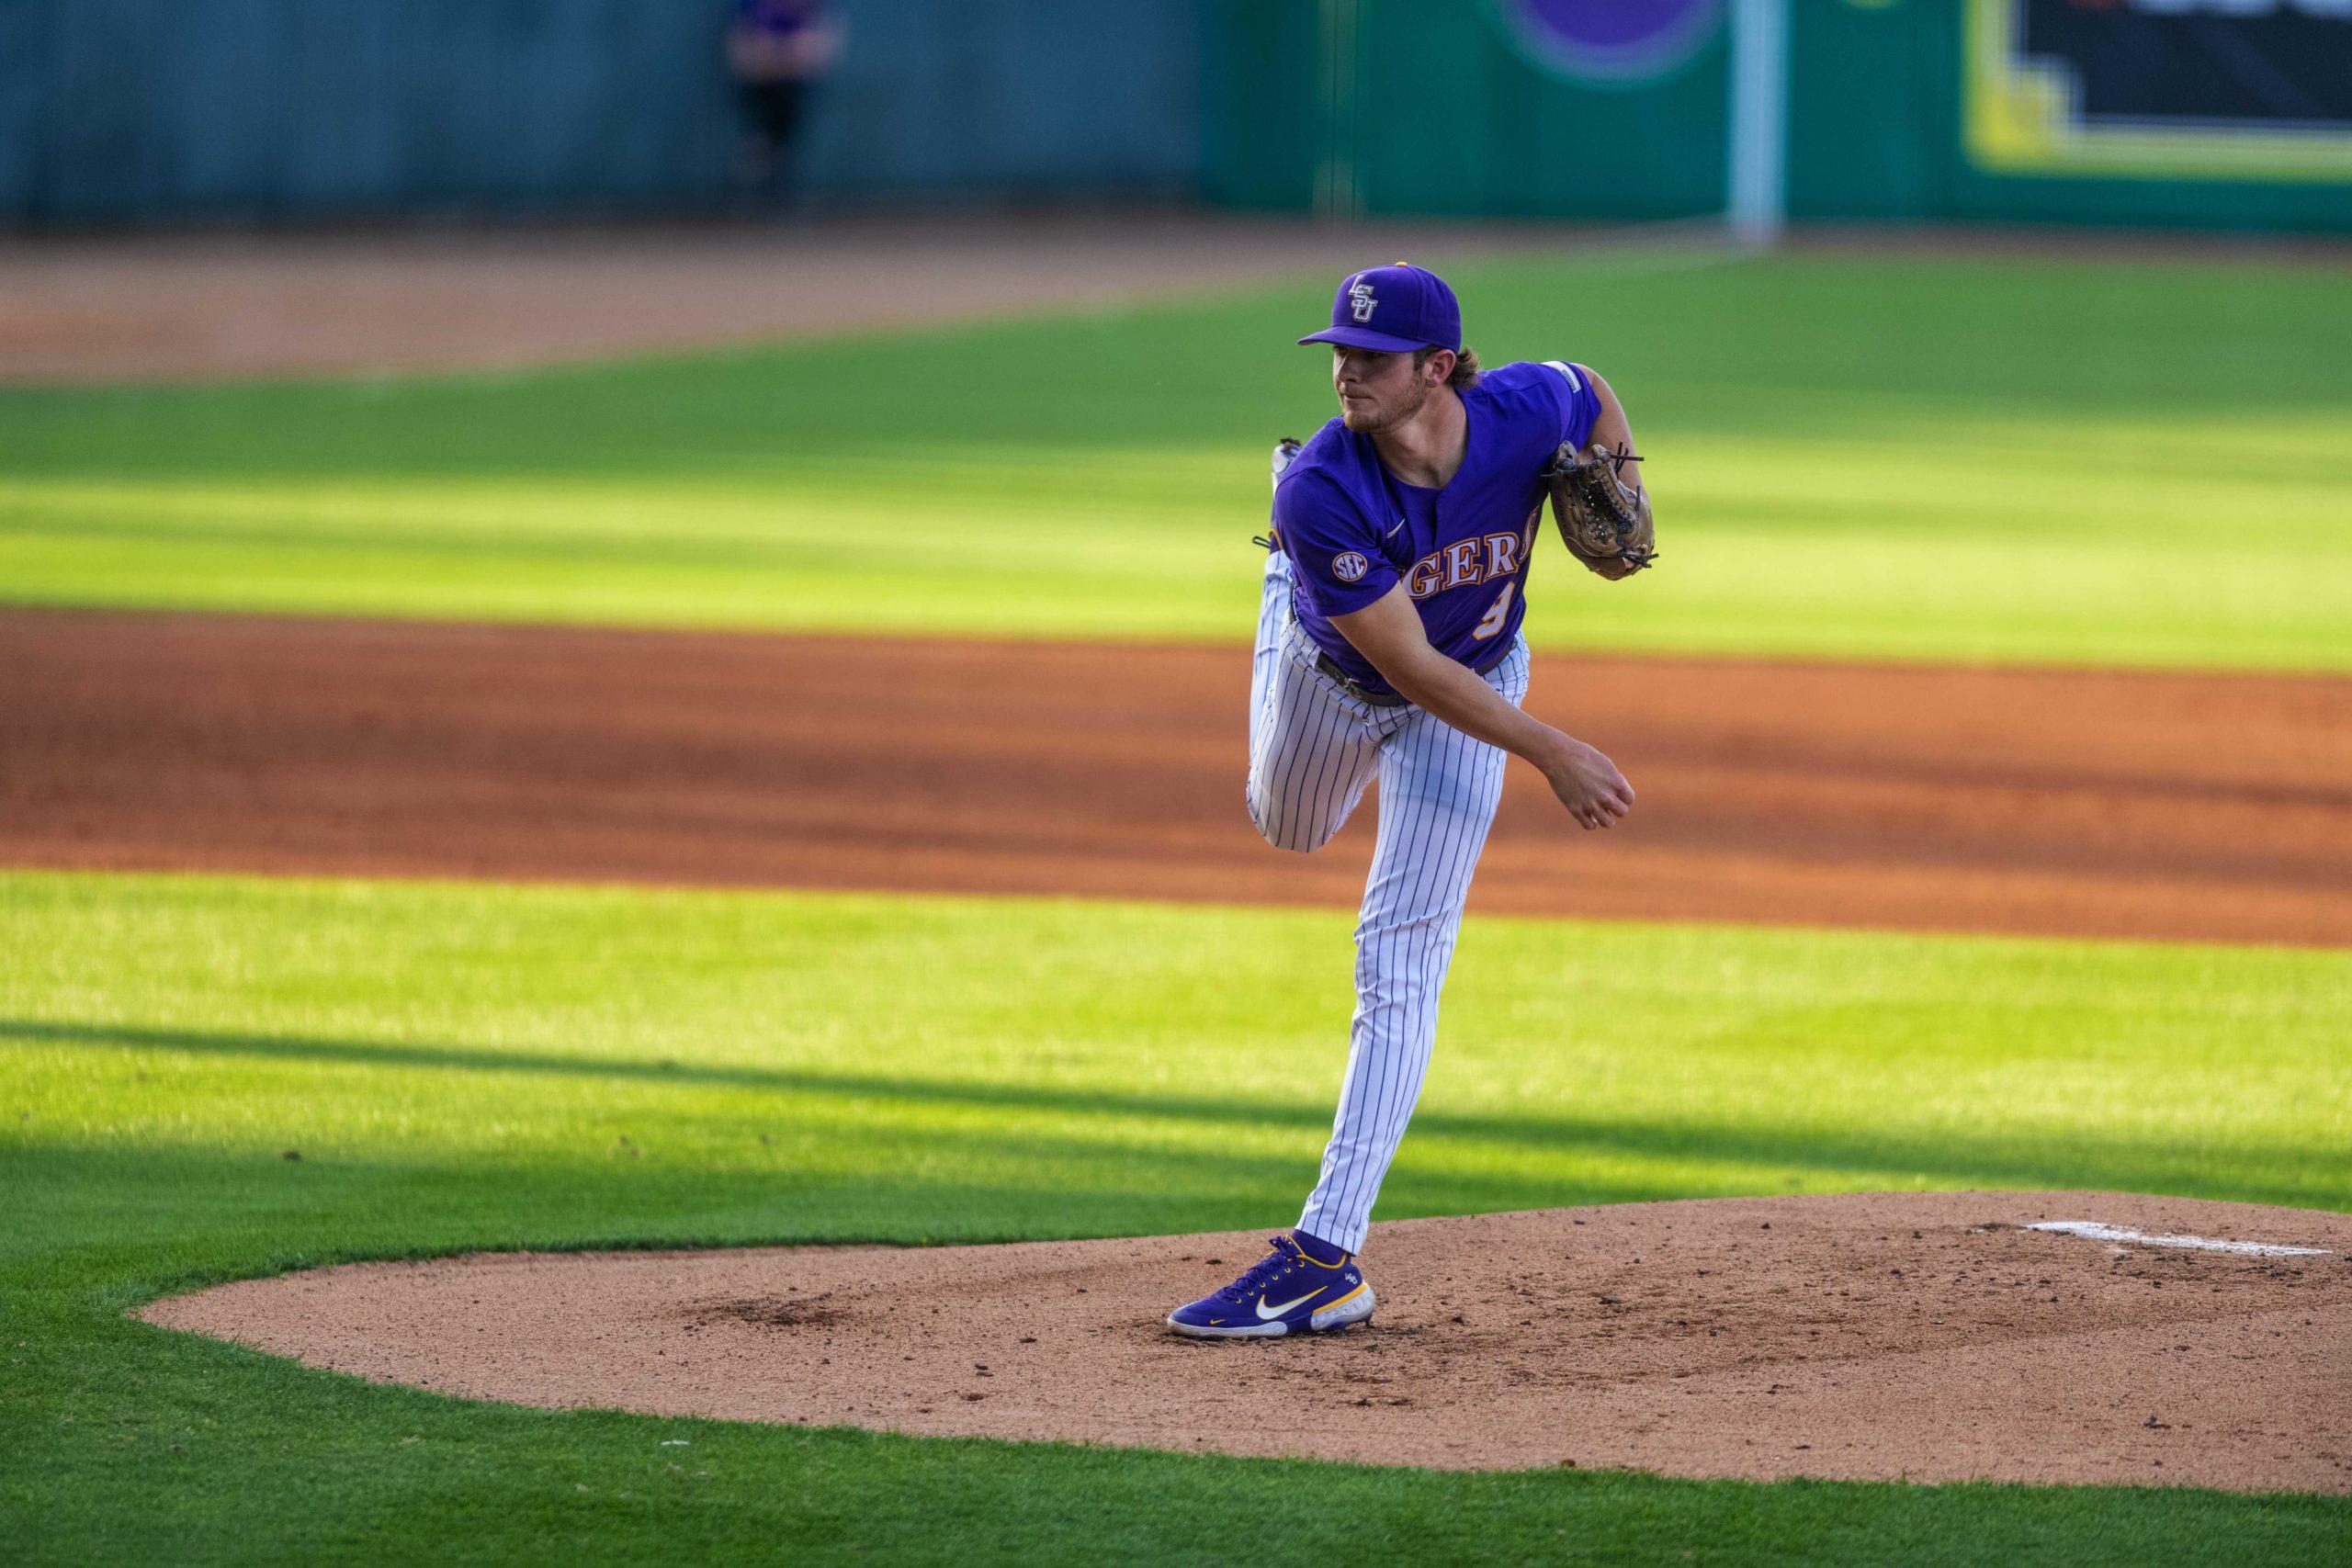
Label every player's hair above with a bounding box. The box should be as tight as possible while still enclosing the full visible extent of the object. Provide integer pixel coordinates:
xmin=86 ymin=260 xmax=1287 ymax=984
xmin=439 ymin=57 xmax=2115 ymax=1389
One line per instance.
xmin=1414 ymin=344 xmax=1482 ymax=389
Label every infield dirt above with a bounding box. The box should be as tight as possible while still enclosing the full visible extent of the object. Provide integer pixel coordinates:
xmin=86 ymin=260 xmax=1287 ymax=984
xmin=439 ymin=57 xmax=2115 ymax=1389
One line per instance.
xmin=6 ymin=217 xmax=2338 ymax=385
xmin=139 ymin=1191 xmax=2352 ymax=1493
xmin=6 ymin=607 xmax=2347 ymax=946
xmin=0 ymin=216 xmax=1586 ymax=383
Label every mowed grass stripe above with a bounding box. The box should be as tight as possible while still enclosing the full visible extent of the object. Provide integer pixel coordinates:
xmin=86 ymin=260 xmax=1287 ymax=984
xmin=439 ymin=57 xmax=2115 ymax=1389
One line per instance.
xmin=4 ymin=249 xmax=2348 ymax=671
xmin=8 ymin=872 xmax=2347 ymax=1216
xmin=4 ymin=871 xmax=2348 ymax=1561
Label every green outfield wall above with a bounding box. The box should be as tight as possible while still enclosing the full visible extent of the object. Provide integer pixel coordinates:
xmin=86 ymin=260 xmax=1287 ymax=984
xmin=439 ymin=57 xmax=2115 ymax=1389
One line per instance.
xmin=0 ymin=0 xmax=1204 ymax=224
xmin=1204 ymin=0 xmax=2352 ymax=234
xmin=6 ymin=1 xmax=2346 ymax=231
xmin=1203 ymin=0 xmax=1731 ymax=220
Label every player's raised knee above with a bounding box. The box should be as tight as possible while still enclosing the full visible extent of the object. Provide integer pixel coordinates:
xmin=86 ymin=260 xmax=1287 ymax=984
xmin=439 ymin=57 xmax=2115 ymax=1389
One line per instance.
xmin=1247 ymin=790 xmax=1329 ymax=854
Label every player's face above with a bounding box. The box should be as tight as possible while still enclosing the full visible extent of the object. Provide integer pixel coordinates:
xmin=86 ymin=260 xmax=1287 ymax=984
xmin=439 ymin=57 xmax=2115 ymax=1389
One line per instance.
xmin=1330 ymin=346 xmax=1431 ymax=434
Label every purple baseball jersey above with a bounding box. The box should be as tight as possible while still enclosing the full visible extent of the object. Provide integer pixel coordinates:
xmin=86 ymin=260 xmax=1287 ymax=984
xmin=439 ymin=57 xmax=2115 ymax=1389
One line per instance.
xmin=1272 ymin=359 xmax=1603 ymax=695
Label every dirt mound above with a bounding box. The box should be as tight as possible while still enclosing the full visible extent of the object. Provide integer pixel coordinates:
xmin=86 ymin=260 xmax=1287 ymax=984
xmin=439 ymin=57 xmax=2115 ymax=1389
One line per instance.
xmin=138 ymin=1192 xmax=2352 ymax=1493
xmin=6 ymin=609 xmax=2348 ymax=946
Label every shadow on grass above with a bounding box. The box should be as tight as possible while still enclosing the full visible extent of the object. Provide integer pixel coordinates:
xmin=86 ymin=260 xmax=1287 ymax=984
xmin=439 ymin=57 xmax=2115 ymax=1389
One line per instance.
xmin=9 ymin=1016 xmax=2347 ymax=1560
xmin=9 ymin=1017 xmax=2345 ymax=1213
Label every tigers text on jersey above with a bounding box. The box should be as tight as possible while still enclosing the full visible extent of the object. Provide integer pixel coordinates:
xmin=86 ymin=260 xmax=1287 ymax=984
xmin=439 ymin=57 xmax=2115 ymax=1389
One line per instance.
xmin=1272 ymin=359 xmax=1602 ymax=696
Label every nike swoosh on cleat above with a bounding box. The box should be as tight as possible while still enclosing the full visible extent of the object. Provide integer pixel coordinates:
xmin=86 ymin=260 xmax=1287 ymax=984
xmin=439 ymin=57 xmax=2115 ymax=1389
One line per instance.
xmin=1255 ymin=1289 xmax=1322 ymax=1320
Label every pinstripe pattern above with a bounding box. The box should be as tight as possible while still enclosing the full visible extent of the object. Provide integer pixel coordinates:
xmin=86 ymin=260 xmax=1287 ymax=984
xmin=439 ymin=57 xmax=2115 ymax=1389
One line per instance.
xmin=1248 ymin=553 xmax=1383 ymax=852
xmin=1247 ymin=550 xmax=1531 ymax=1256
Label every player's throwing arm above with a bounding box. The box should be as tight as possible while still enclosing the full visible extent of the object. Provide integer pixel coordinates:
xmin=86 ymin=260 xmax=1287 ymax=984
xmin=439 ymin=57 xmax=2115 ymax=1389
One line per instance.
xmin=1339 ymin=363 xmax=1651 ymax=831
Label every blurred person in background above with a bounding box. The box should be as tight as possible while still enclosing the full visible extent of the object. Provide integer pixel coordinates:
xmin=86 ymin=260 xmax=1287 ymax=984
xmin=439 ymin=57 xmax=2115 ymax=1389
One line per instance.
xmin=728 ymin=0 xmax=841 ymax=207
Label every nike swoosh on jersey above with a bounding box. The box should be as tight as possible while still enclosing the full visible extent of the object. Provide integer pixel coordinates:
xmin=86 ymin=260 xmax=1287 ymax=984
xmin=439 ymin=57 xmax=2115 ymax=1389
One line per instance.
xmin=1256 ymin=1288 xmax=1325 ymax=1320
xmin=1385 ymin=517 xmax=1406 ymax=537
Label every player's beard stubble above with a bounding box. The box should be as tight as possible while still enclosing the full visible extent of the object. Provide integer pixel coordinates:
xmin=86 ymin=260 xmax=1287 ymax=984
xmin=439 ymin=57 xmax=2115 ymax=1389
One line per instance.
xmin=1339 ymin=373 xmax=1430 ymax=435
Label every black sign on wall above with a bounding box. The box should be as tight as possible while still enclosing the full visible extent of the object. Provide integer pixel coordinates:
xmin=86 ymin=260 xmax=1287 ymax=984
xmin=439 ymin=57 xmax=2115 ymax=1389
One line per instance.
xmin=1969 ymin=0 xmax=2352 ymax=182
xmin=2020 ymin=0 xmax=2352 ymax=130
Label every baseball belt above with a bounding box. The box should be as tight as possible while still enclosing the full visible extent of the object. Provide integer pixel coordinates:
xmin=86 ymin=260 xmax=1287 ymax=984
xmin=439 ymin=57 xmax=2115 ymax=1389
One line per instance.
xmin=1315 ymin=637 xmax=1515 ymax=709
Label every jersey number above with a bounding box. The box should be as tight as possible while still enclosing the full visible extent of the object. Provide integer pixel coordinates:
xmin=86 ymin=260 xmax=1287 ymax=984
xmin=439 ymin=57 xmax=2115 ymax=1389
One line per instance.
xmin=1471 ymin=582 xmax=1516 ymax=642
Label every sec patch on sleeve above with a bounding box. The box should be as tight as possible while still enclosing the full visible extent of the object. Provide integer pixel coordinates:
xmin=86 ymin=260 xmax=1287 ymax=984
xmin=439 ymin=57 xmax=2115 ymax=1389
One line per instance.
xmin=1331 ymin=551 xmax=1370 ymax=583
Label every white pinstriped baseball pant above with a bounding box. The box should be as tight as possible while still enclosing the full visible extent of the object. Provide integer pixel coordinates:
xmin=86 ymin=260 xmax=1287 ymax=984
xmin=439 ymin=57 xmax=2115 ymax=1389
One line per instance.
xmin=1247 ymin=550 xmax=1529 ymax=1256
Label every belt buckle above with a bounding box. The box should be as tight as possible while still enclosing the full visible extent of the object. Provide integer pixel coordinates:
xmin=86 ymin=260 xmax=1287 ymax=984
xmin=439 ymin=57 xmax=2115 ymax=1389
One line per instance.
xmin=1313 ymin=650 xmax=1363 ymax=699
xmin=1328 ymin=659 xmax=1396 ymax=708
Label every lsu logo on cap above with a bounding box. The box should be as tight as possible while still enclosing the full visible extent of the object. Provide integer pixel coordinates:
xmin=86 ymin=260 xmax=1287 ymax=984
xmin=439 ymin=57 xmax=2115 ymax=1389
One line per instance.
xmin=1347 ymin=280 xmax=1376 ymax=322
xmin=1332 ymin=550 xmax=1370 ymax=582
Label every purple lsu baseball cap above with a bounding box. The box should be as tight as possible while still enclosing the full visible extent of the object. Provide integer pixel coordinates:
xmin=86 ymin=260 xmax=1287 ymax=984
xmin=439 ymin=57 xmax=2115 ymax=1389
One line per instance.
xmin=1298 ymin=263 xmax=1462 ymax=354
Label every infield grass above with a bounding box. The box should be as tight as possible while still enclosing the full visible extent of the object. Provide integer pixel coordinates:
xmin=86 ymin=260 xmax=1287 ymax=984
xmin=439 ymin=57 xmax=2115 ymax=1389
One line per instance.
xmin=5 ymin=870 xmax=2348 ymax=1562
xmin=5 ymin=248 xmax=2349 ymax=671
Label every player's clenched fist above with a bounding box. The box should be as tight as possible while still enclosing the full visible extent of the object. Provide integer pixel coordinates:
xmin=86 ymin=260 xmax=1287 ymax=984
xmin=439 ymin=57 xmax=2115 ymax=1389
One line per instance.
xmin=1542 ymin=737 xmax=1634 ymax=831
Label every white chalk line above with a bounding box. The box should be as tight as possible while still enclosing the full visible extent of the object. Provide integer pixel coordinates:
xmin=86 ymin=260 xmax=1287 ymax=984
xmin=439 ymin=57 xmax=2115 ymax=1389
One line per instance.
xmin=2026 ymin=1221 xmax=2331 ymax=1258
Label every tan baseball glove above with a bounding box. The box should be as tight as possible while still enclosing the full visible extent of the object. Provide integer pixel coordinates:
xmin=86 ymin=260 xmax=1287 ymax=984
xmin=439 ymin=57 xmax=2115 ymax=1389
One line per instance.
xmin=1544 ymin=442 xmax=1656 ymax=581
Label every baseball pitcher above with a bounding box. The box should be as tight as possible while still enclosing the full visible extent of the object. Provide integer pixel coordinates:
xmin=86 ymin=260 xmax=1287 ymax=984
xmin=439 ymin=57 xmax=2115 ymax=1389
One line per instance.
xmin=1168 ymin=264 xmax=1651 ymax=1337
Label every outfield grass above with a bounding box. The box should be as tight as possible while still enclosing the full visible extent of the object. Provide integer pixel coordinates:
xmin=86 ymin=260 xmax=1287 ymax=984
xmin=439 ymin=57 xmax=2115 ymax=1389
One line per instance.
xmin=5 ymin=870 xmax=2347 ymax=1562
xmin=5 ymin=249 xmax=2348 ymax=671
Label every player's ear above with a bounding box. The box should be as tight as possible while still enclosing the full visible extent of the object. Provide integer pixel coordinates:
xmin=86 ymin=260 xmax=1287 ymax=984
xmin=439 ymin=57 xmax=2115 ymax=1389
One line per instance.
xmin=1422 ymin=349 xmax=1455 ymax=388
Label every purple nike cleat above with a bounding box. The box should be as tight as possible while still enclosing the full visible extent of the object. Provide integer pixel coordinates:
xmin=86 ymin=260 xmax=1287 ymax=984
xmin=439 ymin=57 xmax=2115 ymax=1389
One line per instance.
xmin=1165 ymin=1234 xmax=1374 ymax=1338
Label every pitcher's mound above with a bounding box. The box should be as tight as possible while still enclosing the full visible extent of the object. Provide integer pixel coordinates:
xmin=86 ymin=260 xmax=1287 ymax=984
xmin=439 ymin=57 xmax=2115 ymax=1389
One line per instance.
xmin=140 ymin=1191 xmax=2349 ymax=1492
